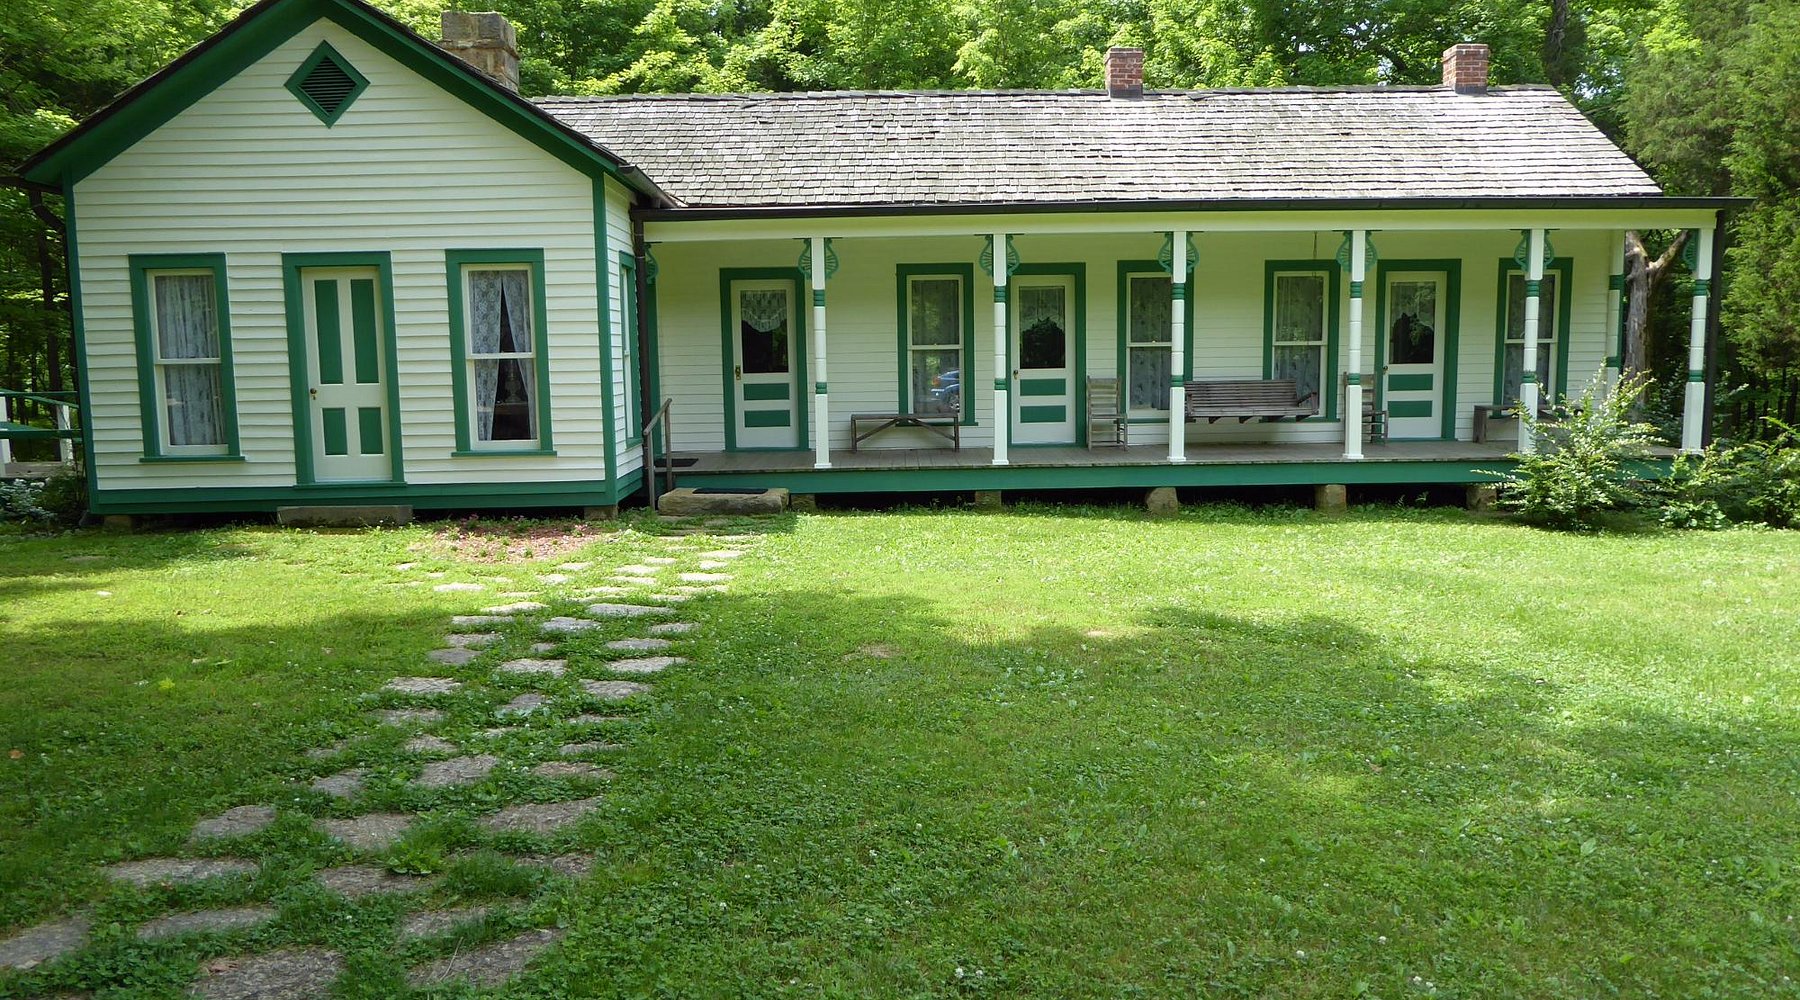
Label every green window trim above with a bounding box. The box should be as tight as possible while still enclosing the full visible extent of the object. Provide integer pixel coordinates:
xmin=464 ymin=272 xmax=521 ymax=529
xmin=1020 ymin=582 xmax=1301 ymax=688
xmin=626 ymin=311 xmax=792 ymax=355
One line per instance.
xmin=1372 ymin=258 xmax=1462 ymax=442
xmin=1491 ymin=256 xmax=1575 ymax=407
xmin=619 ymin=251 xmax=643 ymax=447
xmin=1007 ymin=262 xmax=1087 ymax=448
xmin=445 ymin=248 xmax=554 ymax=457
xmin=895 ymin=263 xmax=977 ymax=426
xmin=1261 ymin=259 xmax=1342 ymax=421
xmin=1115 ymin=260 xmax=1195 ymax=418
xmin=283 ymin=40 xmax=369 ymax=127
xmin=128 ymin=252 xmax=242 ymax=461
xmin=718 ymin=267 xmax=809 ymax=453
xmin=281 ymin=252 xmax=405 ymax=486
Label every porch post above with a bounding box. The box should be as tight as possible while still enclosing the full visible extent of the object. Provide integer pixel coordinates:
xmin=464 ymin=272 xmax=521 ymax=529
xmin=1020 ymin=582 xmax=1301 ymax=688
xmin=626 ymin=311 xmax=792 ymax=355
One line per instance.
xmin=1519 ymin=228 xmax=1546 ymax=454
xmin=0 ymin=396 xmax=11 ymax=469
xmin=809 ymin=235 xmax=830 ymax=469
xmin=1168 ymin=229 xmax=1188 ymax=464
xmin=1343 ymin=229 xmax=1367 ymax=460
xmin=1603 ymin=232 xmax=1625 ymax=394
xmin=1682 ymin=225 xmax=1715 ymax=454
xmin=990 ymin=232 xmax=1011 ymax=466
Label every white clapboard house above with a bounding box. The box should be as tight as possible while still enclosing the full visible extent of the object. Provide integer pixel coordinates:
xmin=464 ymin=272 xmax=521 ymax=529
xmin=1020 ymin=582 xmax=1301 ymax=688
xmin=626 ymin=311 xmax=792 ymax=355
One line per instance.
xmin=15 ymin=0 xmax=1734 ymax=515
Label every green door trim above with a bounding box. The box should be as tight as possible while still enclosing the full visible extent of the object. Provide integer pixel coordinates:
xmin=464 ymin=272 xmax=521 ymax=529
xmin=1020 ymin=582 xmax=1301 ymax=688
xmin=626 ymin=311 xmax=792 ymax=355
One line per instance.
xmin=1007 ymin=262 xmax=1086 ymax=448
xmin=281 ymin=251 xmax=405 ymax=486
xmin=718 ymin=267 xmax=809 ymax=452
xmin=1490 ymin=256 xmax=1575 ymax=407
xmin=1372 ymin=259 xmax=1461 ymax=441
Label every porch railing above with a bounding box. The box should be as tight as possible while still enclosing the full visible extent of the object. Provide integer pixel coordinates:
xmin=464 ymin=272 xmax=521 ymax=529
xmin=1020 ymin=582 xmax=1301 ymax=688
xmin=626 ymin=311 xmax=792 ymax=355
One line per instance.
xmin=641 ymin=397 xmax=675 ymax=510
xmin=1 ymin=390 xmax=80 ymax=467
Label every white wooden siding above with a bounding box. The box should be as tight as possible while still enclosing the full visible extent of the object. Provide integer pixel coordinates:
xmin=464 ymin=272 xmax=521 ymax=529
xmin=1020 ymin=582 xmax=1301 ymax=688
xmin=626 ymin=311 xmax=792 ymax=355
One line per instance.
xmin=75 ymin=18 xmax=615 ymax=492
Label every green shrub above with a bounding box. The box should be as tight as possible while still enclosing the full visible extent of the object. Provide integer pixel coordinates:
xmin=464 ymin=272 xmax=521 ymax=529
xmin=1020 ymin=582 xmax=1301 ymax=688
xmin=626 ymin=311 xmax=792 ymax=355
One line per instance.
xmin=1493 ymin=374 xmax=1663 ymax=530
xmin=1655 ymin=419 xmax=1800 ymax=529
xmin=0 ymin=478 xmax=52 ymax=524
xmin=0 ymin=465 xmax=87 ymax=528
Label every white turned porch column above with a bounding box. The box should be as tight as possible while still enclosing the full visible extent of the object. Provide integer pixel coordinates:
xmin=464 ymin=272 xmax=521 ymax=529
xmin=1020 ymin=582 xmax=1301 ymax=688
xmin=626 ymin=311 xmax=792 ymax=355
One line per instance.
xmin=1519 ymin=228 xmax=1546 ymax=454
xmin=809 ymin=235 xmax=830 ymax=469
xmin=1603 ymin=232 xmax=1625 ymax=394
xmin=1343 ymin=229 xmax=1367 ymax=460
xmin=1168 ymin=229 xmax=1188 ymax=464
xmin=0 ymin=396 xmax=11 ymax=469
xmin=990 ymin=232 xmax=1010 ymax=466
xmin=1682 ymin=226 xmax=1715 ymax=454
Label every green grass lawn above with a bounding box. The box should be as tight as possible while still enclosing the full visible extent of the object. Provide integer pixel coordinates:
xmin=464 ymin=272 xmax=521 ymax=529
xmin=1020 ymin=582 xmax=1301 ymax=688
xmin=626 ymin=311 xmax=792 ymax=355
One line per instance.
xmin=2 ymin=506 xmax=1798 ymax=997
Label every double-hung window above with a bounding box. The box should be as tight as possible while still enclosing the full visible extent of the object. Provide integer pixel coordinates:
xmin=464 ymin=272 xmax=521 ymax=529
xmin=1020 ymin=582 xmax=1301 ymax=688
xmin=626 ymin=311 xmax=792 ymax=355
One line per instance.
xmin=1501 ymin=269 xmax=1560 ymax=406
xmin=898 ymin=267 xmax=971 ymax=419
xmin=1268 ymin=269 xmax=1331 ymax=408
xmin=1124 ymin=272 xmax=1173 ymax=412
xmin=448 ymin=250 xmax=551 ymax=454
xmin=130 ymin=254 xmax=238 ymax=459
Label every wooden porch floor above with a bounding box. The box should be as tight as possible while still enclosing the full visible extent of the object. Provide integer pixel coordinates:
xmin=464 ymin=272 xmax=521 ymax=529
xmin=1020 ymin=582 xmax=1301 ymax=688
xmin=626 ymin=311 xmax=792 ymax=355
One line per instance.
xmin=674 ymin=439 xmax=1518 ymax=474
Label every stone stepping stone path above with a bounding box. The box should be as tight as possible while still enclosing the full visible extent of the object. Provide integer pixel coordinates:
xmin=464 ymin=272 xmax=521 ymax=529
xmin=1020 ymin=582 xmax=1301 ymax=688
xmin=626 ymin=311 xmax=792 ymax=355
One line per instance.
xmin=559 ymin=741 xmax=624 ymax=756
xmin=557 ymin=561 xmax=592 ymax=571
xmin=190 ymin=948 xmax=343 ymax=999
xmin=697 ymin=560 xmax=732 ymax=570
xmin=697 ymin=550 xmax=743 ymax=559
xmin=426 ymin=646 xmax=479 ymax=667
xmin=105 ymin=857 xmax=257 ymax=887
xmin=581 ymin=679 xmax=650 ymax=701
xmin=539 ymin=572 xmax=571 ymax=584
xmin=497 ymin=657 xmax=566 ymax=678
xmin=585 ymin=603 xmax=675 ymax=618
xmin=407 ymin=928 xmax=565 ymax=988
xmin=404 ymin=734 xmax=458 ymax=754
xmin=450 ymin=614 xmax=513 ymax=628
xmin=607 ymin=656 xmax=685 ymax=675
xmin=433 ymin=582 xmax=485 ymax=592
xmin=647 ymin=621 xmax=697 ymax=636
xmin=137 ymin=905 xmax=276 ymax=942
xmin=529 ymin=642 xmax=558 ymax=654
xmin=398 ymin=905 xmax=492 ymax=942
xmin=578 ymin=585 xmax=630 ymax=597
xmin=641 ymin=556 xmax=677 ymax=565
xmin=310 ymin=769 xmax=364 ymax=799
xmin=383 ymin=676 xmax=462 ymax=695
xmin=498 ymin=693 xmax=549 ymax=717
xmin=371 ymin=708 xmax=445 ymax=727
xmin=413 ymin=755 xmax=498 ymax=789
xmin=516 ymin=853 xmax=593 ymax=877
xmin=540 ymin=616 xmax=598 ymax=634
xmin=679 ymin=572 xmax=732 ymax=583
xmin=530 ymin=762 xmax=614 ymax=781
xmin=444 ymin=632 xmax=500 ymax=647
xmin=616 ymin=564 xmax=663 ymax=576
xmin=0 ymin=916 xmax=90 ymax=971
xmin=483 ymin=600 xmax=547 ymax=614
xmin=647 ymin=592 xmax=691 ymax=603
xmin=316 ymin=864 xmax=431 ymax=898
xmin=478 ymin=798 xmax=602 ymax=835
xmin=317 ymin=813 xmax=412 ymax=851
xmin=304 ymin=738 xmax=354 ymax=761
xmin=566 ymin=713 xmax=628 ymax=727
xmin=606 ymin=637 xmax=672 ymax=652
xmin=190 ymin=805 xmax=276 ymax=842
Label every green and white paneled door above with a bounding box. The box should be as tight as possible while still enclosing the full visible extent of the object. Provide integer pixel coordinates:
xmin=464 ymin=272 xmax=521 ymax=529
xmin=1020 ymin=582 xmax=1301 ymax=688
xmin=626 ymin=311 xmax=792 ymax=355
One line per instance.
xmin=1384 ymin=271 xmax=1448 ymax=439
xmin=730 ymin=279 xmax=800 ymax=449
xmin=300 ymin=267 xmax=391 ymax=481
xmin=1011 ymin=274 xmax=1076 ymax=445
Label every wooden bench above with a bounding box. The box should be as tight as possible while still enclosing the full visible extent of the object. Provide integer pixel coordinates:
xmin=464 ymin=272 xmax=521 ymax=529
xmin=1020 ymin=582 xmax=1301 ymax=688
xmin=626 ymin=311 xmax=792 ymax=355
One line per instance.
xmin=849 ymin=407 xmax=961 ymax=452
xmin=1184 ymin=379 xmax=1319 ymax=423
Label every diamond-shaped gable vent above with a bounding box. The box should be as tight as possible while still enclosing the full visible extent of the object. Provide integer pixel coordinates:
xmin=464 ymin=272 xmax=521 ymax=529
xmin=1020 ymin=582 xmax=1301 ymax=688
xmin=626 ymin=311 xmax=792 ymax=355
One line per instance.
xmin=285 ymin=43 xmax=368 ymax=126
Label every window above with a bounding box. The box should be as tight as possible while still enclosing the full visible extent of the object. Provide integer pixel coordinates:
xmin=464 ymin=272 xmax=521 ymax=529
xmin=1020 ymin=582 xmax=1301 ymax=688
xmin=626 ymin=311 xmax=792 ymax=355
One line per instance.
xmin=130 ymin=254 xmax=239 ymax=460
xmin=1501 ymin=270 xmax=1560 ymax=405
xmin=447 ymin=250 xmax=552 ymax=454
xmin=1125 ymin=273 xmax=1172 ymax=411
xmin=896 ymin=265 xmax=974 ymax=422
xmin=619 ymin=253 xmax=640 ymax=444
xmin=1269 ymin=270 xmax=1330 ymax=407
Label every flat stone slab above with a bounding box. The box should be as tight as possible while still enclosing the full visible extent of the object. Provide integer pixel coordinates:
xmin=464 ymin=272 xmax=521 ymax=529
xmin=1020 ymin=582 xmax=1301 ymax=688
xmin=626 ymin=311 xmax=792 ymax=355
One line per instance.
xmin=433 ymin=582 xmax=485 ymax=592
xmin=697 ymin=560 xmax=732 ymax=570
xmin=384 ymin=676 xmax=462 ymax=695
xmin=189 ymin=948 xmax=343 ymax=1000
xmin=317 ymin=813 xmax=413 ymax=851
xmin=478 ymin=797 xmax=603 ymax=835
xmin=426 ymin=647 xmax=479 ymax=667
xmin=697 ymin=550 xmax=742 ymax=559
xmin=370 ymin=708 xmax=445 ymax=727
xmin=605 ymin=637 xmax=672 ymax=652
xmin=310 ymin=769 xmax=364 ymax=799
xmin=498 ymin=693 xmax=549 ymax=717
xmin=557 ymin=561 xmax=592 ymax=571
xmin=404 ymin=734 xmax=458 ymax=754
xmin=528 ymin=642 xmax=558 ymax=654
xmin=538 ymin=573 xmax=571 ymax=584
xmin=515 ymin=853 xmax=593 ymax=878
xmin=565 ymin=714 xmax=628 ymax=727
xmin=0 ymin=916 xmax=90 ymax=971
xmin=483 ymin=601 xmax=547 ymax=614
xmin=581 ymin=679 xmax=650 ymax=701
xmin=407 ymin=928 xmax=565 ymax=988
xmin=647 ymin=621 xmax=697 ymax=636
xmin=657 ymin=487 xmax=787 ymax=516
xmin=398 ymin=905 xmax=492 ymax=942
xmin=497 ymin=657 xmax=566 ymax=677
xmin=413 ymin=755 xmax=498 ymax=789
xmin=584 ymin=603 xmax=675 ymax=618
xmin=611 ymin=576 xmax=660 ymax=586
xmin=559 ymin=741 xmax=625 ymax=756
xmin=646 ymin=593 xmax=691 ymax=603
xmin=137 ymin=906 xmax=276 ymax=942
xmin=450 ymin=615 xmax=513 ymax=627
xmin=578 ymin=586 xmax=629 ymax=597
xmin=444 ymin=632 xmax=501 ymax=648
xmin=316 ymin=864 xmax=431 ymax=898
xmin=608 ymin=656 xmax=685 ymax=674
xmin=641 ymin=556 xmax=677 ymax=565
xmin=540 ymin=616 xmax=598 ymax=634
xmin=530 ymin=762 xmax=614 ymax=781
xmin=106 ymin=857 xmax=258 ymax=887
xmin=303 ymin=738 xmax=354 ymax=761
xmin=678 ymin=572 xmax=732 ymax=583
xmin=615 ymin=564 xmax=663 ymax=576
xmin=190 ymin=805 xmax=276 ymax=842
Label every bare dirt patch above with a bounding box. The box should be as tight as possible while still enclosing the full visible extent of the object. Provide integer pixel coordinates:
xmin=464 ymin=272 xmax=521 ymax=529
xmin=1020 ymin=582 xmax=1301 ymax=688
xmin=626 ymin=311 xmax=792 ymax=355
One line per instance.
xmin=415 ymin=517 xmax=614 ymax=564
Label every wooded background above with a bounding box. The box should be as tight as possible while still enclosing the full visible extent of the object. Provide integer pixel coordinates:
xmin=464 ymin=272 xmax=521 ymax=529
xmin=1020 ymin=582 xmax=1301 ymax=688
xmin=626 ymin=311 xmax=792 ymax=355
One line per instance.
xmin=3 ymin=0 xmax=1796 ymax=452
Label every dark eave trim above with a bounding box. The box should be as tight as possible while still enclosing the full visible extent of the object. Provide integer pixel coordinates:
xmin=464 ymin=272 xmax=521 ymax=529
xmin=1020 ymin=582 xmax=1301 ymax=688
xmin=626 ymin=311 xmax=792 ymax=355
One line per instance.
xmin=635 ymin=195 xmax=1748 ymax=223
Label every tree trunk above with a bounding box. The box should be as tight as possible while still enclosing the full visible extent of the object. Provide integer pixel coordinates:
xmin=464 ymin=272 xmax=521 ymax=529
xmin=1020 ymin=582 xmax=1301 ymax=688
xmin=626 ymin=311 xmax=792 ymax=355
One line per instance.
xmin=1544 ymin=0 xmax=1572 ymax=87
xmin=36 ymin=227 xmax=63 ymax=396
xmin=1621 ymin=229 xmax=1689 ymax=381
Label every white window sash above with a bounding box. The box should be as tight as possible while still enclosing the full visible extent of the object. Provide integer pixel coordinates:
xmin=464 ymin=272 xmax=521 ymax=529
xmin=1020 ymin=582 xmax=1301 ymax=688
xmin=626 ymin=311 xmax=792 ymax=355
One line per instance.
xmin=463 ymin=264 xmax=538 ymax=449
xmin=148 ymin=269 xmax=227 ymax=453
xmin=906 ymin=275 xmax=963 ymax=413
xmin=1125 ymin=273 xmax=1174 ymax=414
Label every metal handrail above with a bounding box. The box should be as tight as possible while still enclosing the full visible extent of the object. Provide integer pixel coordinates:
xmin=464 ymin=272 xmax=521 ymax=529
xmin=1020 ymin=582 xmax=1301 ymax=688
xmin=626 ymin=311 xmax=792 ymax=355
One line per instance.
xmin=640 ymin=398 xmax=675 ymax=510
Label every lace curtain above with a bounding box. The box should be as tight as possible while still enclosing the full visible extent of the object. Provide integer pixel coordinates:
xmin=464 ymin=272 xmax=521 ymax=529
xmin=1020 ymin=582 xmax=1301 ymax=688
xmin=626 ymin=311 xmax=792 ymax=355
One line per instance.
xmin=741 ymin=290 xmax=789 ymax=333
xmin=1129 ymin=276 xmax=1172 ymax=408
xmin=1503 ymin=274 xmax=1557 ymax=404
xmin=468 ymin=269 xmax=533 ymax=442
xmin=1274 ymin=275 xmax=1324 ymax=343
xmin=153 ymin=274 xmax=223 ymax=447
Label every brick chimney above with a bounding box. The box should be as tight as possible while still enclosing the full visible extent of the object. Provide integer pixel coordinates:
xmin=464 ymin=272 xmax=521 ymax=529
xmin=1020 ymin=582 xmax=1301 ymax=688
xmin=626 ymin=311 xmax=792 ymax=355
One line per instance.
xmin=440 ymin=11 xmax=520 ymax=92
xmin=1441 ymin=43 xmax=1490 ymax=94
xmin=1106 ymin=47 xmax=1144 ymax=99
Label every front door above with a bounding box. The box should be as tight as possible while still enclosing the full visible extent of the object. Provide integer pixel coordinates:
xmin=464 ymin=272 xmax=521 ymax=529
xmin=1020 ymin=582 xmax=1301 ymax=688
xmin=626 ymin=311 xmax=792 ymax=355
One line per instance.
xmin=1011 ymin=274 xmax=1077 ymax=445
xmin=1383 ymin=271 xmax=1447 ymax=439
xmin=300 ymin=267 xmax=392 ymax=481
xmin=729 ymin=279 xmax=801 ymax=449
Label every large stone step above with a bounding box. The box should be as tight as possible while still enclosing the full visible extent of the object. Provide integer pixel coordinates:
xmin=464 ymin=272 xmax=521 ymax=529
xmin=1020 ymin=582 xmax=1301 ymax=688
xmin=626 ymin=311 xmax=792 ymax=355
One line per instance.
xmin=656 ymin=487 xmax=788 ymax=516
